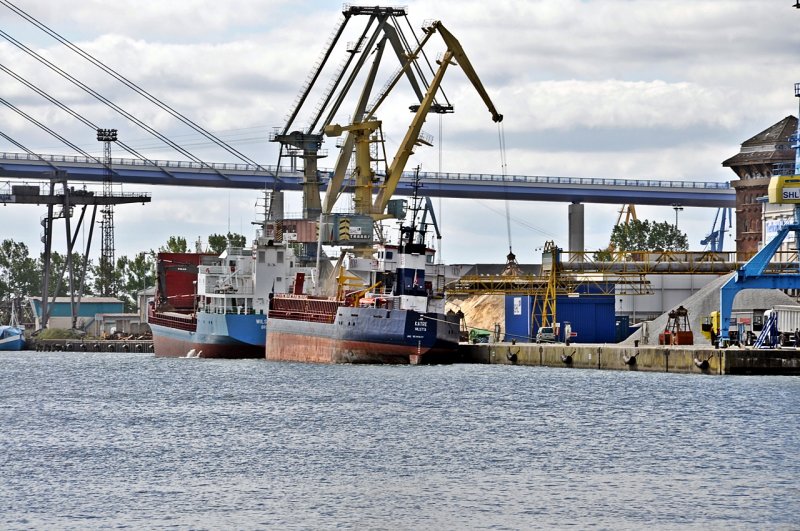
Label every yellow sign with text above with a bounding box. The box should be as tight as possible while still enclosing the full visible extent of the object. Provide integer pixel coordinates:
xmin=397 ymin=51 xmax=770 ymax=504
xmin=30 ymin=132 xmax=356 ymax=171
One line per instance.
xmin=768 ymin=175 xmax=800 ymax=204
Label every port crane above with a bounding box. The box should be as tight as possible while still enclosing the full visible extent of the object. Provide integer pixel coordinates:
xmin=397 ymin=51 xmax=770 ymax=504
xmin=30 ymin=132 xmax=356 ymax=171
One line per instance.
xmin=271 ymin=6 xmax=454 ymax=220
xmin=322 ymin=20 xmax=503 ymax=221
xmin=718 ymin=84 xmax=800 ymax=344
xmin=700 ymin=207 xmax=732 ymax=252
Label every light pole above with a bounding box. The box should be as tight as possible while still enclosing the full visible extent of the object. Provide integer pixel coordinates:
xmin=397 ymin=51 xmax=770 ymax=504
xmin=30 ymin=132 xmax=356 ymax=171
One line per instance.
xmin=672 ymin=203 xmax=683 ymax=229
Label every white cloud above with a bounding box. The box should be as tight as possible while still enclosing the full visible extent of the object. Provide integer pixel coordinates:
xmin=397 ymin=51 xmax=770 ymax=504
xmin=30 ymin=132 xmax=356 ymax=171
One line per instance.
xmin=0 ymin=0 xmax=796 ymax=268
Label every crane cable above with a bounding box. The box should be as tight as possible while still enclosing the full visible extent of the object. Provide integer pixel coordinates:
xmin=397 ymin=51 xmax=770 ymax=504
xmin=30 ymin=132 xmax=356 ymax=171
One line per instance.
xmin=437 ymin=113 xmax=443 ymax=264
xmin=497 ymin=121 xmax=511 ymax=253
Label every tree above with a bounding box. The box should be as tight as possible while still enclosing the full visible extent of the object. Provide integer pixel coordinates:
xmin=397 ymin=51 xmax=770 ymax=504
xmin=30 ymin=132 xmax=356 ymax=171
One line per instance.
xmin=0 ymin=239 xmax=39 ymax=324
xmin=0 ymin=239 xmax=39 ymax=300
xmin=160 ymin=236 xmax=188 ymax=253
xmin=208 ymin=232 xmax=247 ymax=254
xmin=610 ymin=219 xmax=688 ymax=252
xmin=42 ymin=251 xmax=95 ymax=298
xmin=116 ymin=252 xmax=155 ymax=312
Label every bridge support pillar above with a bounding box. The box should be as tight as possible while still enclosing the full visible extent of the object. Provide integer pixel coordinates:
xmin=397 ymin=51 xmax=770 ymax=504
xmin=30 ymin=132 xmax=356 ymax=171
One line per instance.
xmin=568 ymin=202 xmax=584 ymax=260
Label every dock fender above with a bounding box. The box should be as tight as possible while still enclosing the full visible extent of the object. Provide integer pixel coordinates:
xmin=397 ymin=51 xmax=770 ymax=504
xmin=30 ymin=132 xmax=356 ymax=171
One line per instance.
xmin=93 ymin=343 xmax=101 ymax=351
xmin=693 ymin=357 xmax=710 ymax=370
xmin=107 ymin=344 xmax=115 ymax=352
xmin=135 ymin=343 xmax=142 ymax=352
xmin=80 ymin=343 xmax=87 ymax=352
xmin=623 ymin=353 xmax=637 ymax=365
xmin=65 ymin=343 xmax=72 ymax=351
xmin=561 ymin=351 xmax=574 ymax=365
xmin=506 ymin=348 xmax=519 ymax=363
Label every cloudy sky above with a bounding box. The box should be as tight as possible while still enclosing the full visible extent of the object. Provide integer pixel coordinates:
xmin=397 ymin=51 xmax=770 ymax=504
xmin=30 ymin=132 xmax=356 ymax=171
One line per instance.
xmin=0 ymin=0 xmax=799 ymax=265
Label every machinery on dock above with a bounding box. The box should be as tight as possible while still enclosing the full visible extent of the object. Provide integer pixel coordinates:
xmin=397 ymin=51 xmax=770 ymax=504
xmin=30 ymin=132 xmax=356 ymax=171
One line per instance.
xmin=659 ymin=305 xmax=693 ymax=345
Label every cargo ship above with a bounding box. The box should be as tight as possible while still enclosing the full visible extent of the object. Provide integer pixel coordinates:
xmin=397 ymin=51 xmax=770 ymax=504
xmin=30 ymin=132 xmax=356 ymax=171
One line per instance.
xmin=265 ymin=219 xmax=461 ymax=365
xmin=148 ymin=225 xmax=300 ymax=358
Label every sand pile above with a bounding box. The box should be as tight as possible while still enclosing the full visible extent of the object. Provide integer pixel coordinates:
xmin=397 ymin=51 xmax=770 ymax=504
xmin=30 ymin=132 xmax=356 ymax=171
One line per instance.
xmin=447 ymin=294 xmax=505 ymax=337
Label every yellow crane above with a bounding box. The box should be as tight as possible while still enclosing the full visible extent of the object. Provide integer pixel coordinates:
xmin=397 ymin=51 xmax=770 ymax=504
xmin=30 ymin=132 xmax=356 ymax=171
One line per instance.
xmin=322 ymin=20 xmax=503 ymax=219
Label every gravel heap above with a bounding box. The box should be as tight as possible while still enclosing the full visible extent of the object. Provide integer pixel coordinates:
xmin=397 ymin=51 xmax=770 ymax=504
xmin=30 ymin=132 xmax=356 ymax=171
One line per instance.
xmin=622 ymin=273 xmax=800 ymax=346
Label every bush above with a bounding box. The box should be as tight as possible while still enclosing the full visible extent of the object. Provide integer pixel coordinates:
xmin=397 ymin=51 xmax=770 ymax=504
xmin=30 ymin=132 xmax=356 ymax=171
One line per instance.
xmin=35 ymin=328 xmax=85 ymax=340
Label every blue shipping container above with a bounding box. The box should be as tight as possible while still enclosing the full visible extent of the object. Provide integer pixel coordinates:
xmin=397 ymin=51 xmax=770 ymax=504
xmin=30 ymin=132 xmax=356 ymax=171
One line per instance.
xmin=504 ymin=295 xmax=535 ymax=342
xmin=505 ymin=287 xmax=616 ymax=344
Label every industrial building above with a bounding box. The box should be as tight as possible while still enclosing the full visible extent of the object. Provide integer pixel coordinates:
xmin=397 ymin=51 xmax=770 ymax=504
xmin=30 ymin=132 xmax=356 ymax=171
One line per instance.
xmin=27 ymin=296 xmax=146 ymax=336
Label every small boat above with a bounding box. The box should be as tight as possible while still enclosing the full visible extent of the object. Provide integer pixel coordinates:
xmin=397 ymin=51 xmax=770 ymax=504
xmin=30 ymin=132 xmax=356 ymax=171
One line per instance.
xmin=0 ymin=325 xmax=26 ymax=351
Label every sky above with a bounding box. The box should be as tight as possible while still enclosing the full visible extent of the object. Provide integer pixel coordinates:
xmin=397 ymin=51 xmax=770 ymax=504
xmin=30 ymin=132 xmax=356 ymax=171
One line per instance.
xmin=0 ymin=0 xmax=799 ymax=266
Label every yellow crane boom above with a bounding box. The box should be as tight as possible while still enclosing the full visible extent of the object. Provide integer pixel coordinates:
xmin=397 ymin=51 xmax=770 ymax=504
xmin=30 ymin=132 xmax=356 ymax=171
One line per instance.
xmin=324 ymin=20 xmax=502 ymax=218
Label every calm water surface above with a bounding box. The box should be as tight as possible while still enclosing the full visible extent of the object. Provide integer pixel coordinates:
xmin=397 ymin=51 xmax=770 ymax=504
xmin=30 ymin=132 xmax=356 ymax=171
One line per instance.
xmin=1 ymin=351 xmax=799 ymax=530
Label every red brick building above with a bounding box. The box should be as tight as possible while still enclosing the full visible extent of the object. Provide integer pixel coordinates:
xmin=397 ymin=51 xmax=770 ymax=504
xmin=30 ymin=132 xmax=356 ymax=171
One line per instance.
xmin=722 ymin=116 xmax=798 ymax=259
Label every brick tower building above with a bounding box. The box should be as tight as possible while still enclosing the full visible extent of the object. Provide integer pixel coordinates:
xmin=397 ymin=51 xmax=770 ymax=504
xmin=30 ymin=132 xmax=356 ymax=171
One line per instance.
xmin=722 ymin=115 xmax=798 ymax=259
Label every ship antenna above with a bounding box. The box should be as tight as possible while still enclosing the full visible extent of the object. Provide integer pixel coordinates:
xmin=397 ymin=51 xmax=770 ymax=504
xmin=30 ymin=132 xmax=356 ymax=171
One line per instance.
xmin=406 ymin=165 xmax=425 ymax=245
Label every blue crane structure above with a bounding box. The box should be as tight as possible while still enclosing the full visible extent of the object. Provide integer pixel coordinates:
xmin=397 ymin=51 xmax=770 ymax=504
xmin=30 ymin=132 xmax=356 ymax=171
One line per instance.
xmin=700 ymin=207 xmax=733 ymax=251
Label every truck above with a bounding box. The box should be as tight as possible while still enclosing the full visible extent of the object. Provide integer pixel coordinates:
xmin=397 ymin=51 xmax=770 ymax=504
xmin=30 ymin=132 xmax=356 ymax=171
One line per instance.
xmin=703 ymin=306 xmax=800 ymax=347
xmin=764 ymin=305 xmax=800 ymax=346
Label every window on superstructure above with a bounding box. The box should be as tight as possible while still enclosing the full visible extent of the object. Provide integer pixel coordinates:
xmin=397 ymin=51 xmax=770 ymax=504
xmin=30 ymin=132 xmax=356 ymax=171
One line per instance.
xmin=277 ymin=251 xmax=284 ymax=263
xmin=259 ymin=251 xmax=265 ymax=263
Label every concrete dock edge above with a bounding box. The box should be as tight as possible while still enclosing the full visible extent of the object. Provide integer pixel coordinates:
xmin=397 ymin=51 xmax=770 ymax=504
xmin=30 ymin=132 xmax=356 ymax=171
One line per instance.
xmin=458 ymin=343 xmax=800 ymax=375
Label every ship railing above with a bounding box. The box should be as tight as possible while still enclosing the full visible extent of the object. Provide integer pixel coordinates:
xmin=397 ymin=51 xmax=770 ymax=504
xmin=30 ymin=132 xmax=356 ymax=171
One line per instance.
xmin=148 ymin=311 xmax=197 ymax=332
xmin=206 ymin=307 xmax=262 ymax=315
xmin=268 ymin=308 xmax=336 ymax=324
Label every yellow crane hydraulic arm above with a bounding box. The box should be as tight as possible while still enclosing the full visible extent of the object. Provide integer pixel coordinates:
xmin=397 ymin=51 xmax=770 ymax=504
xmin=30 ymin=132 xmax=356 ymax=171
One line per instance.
xmin=371 ymin=20 xmax=503 ymax=215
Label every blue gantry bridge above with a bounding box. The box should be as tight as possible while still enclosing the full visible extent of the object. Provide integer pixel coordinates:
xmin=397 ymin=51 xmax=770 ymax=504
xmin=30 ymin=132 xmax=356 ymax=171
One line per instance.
xmin=0 ymin=152 xmax=734 ymax=208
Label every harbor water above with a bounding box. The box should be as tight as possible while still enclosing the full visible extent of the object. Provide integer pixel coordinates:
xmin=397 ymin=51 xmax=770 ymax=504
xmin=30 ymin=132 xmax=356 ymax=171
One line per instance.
xmin=1 ymin=351 xmax=799 ymax=529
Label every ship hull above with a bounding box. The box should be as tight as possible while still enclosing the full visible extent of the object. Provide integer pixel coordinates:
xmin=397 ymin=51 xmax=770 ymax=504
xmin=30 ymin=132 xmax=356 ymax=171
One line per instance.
xmin=266 ymin=306 xmax=460 ymax=364
xmin=0 ymin=333 xmax=25 ymax=351
xmin=0 ymin=325 xmax=25 ymax=350
xmin=150 ymin=312 xmax=267 ymax=359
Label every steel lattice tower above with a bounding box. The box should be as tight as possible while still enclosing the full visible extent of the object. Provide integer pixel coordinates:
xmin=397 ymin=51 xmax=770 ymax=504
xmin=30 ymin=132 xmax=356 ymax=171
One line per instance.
xmin=97 ymin=128 xmax=117 ymax=296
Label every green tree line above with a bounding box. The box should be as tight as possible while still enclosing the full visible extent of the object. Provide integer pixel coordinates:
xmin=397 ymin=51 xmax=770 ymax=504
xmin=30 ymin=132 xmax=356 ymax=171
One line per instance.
xmin=0 ymin=231 xmax=246 ymax=320
xmin=594 ymin=219 xmax=688 ymax=260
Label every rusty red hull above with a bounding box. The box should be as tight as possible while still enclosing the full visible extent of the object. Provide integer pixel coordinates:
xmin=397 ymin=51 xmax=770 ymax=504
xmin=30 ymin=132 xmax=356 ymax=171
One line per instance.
xmin=265 ymin=304 xmax=460 ymax=364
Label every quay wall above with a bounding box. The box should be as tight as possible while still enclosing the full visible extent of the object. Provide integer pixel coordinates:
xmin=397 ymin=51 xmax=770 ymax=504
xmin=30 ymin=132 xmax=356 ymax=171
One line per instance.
xmin=459 ymin=343 xmax=800 ymax=375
